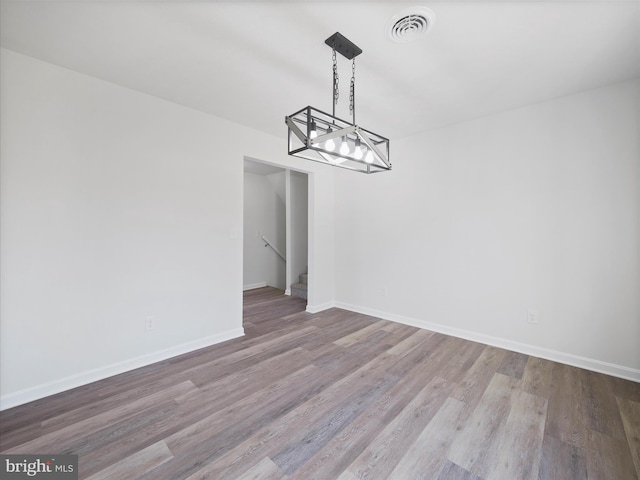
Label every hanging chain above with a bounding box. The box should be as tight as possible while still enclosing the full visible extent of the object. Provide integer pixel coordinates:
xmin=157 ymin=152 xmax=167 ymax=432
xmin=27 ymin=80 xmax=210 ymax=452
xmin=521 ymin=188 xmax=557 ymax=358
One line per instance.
xmin=331 ymin=45 xmax=357 ymax=123
xmin=332 ymin=47 xmax=339 ymax=107
xmin=349 ymin=58 xmax=356 ymax=122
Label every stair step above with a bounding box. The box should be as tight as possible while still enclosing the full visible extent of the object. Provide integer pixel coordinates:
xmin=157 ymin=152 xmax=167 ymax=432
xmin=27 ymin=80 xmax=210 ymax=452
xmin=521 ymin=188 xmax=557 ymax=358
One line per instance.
xmin=299 ymin=273 xmax=308 ymax=285
xmin=291 ymin=282 xmax=307 ymax=300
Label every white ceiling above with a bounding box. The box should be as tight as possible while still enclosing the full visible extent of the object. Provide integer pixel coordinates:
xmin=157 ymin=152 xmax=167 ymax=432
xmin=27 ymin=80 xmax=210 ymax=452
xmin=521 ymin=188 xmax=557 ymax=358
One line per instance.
xmin=1 ymin=1 xmax=638 ymax=140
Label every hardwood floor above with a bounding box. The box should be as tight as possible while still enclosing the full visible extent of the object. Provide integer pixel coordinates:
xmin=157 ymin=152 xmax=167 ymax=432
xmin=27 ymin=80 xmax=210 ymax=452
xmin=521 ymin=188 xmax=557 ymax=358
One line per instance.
xmin=1 ymin=286 xmax=639 ymax=479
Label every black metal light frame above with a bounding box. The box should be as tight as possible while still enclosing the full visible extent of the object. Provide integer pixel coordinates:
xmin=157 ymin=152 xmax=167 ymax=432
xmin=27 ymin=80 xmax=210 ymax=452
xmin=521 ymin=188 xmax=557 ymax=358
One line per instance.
xmin=285 ymin=33 xmax=391 ymax=174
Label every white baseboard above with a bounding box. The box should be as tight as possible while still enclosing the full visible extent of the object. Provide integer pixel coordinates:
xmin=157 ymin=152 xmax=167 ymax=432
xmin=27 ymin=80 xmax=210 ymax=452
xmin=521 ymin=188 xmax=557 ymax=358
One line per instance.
xmin=306 ymin=301 xmax=336 ymax=314
xmin=334 ymin=301 xmax=640 ymax=383
xmin=284 ymin=288 xmax=291 ymax=296
xmin=0 ymin=328 xmax=245 ymax=411
xmin=243 ymin=282 xmax=267 ymax=291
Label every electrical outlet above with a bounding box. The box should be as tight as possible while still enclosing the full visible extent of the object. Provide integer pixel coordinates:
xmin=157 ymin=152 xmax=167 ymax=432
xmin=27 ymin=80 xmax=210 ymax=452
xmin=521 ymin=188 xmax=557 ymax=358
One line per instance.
xmin=145 ymin=316 xmax=156 ymax=332
xmin=527 ymin=309 xmax=539 ymax=324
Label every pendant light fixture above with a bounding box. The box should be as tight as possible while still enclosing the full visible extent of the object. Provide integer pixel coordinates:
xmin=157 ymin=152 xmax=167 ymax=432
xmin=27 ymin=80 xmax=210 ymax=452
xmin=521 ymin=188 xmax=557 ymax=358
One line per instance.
xmin=285 ymin=32 xmax=391 ymax=174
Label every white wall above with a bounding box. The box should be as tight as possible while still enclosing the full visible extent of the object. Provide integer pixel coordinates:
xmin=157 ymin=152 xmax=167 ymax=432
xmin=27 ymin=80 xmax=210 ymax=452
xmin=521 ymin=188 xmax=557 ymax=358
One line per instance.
xmin=0 ymin=49 xmax=336 ymax=408
xmin=243 ymin=171 xmax=286 ymax=290
xmin=289 ymin=170 xmax=308 ymax=286
xmin=4 ymin=47 xmax=633 ymax=411
xmin=335 ymin=79 xmax=640 ymax=380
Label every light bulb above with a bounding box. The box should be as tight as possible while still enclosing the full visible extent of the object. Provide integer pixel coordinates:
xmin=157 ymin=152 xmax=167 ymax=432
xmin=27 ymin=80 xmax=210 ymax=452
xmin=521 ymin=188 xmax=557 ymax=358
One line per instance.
xmin=310 ymin=120 xmax=317 ymax=139
xmin=365 ymin=148 xmax=374 ymax=164
xmin=325 ymin=127 xmax=335 ymax=151
xmin=354 ymin=139 xmax=363 ymax=160
xmin=339 ymin=136 xmax=349 ymax=155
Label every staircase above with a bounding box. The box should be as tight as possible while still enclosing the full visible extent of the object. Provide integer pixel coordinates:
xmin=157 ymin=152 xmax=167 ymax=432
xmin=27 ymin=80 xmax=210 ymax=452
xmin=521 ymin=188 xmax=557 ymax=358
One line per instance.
xmin=290 ymin=273 xmax=308 ymax=300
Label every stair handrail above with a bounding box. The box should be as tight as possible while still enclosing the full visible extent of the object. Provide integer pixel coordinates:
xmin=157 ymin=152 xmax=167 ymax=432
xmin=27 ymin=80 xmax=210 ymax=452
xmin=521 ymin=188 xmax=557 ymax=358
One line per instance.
xmin=261 ymin=235 xmax=285 ymax=262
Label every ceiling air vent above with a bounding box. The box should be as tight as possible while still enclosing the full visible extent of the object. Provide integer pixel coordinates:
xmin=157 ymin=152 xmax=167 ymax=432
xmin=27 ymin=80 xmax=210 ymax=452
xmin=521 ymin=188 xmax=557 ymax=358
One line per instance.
xmin=386 ymin=7 xmax=436 ymax=43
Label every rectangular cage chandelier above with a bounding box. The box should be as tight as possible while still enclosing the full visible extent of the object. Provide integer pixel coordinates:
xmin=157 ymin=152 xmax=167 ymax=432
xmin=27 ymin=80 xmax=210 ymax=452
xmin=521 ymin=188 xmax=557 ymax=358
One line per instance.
xmin=285 ymin=32 xmax=391 ymax=174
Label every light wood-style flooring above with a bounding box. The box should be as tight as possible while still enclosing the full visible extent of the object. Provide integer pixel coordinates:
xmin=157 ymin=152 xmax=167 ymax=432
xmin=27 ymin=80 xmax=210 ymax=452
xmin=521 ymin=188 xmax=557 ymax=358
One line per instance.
xmin=1 ymin=287 xmax=639 ymax=479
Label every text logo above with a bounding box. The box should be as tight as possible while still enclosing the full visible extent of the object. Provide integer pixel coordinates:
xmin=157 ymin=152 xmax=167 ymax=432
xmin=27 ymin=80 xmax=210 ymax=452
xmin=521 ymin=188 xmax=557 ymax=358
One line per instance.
xmin=1 ymin=455 xmax=78 ymax=479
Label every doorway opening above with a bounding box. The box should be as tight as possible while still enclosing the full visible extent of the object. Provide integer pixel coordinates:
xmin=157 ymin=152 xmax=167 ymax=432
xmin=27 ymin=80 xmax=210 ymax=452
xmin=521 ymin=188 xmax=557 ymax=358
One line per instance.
xmin=242 ymin=158 xmax=309 ymax=305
